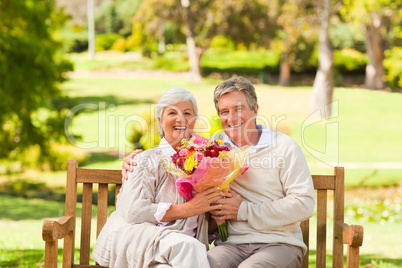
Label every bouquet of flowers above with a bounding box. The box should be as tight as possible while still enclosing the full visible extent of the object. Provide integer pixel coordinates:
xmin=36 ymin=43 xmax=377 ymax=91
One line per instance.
xmin=162 ymin=133 xmax=249 ymax=242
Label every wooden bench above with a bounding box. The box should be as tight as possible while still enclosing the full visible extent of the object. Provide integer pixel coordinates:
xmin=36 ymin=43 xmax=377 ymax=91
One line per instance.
xmin=42 ymin=160 xmax=363 ymax=268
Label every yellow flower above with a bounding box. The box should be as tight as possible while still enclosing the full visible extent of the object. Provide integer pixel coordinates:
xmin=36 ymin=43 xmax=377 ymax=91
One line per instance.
xmin=184 ymin=156 xmax=196 ymax=171
xmin=217 ymin=140 xmax=223 ymax=145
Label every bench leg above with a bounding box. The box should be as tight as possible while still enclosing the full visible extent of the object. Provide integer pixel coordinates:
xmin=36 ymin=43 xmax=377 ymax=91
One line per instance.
xmin=45 ymin=240 xmax=58 ymax=268
xmin=346 ymin=245 xmax=360 ymax=268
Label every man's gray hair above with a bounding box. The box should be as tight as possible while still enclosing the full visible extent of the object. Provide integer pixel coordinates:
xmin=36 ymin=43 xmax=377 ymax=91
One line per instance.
xmin=213 ymin=76 xmax=258 ymax=113
xmin=155 ymin=88 xmax=198 ymax=138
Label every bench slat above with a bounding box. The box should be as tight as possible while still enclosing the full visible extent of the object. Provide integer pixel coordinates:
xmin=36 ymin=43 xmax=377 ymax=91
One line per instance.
xmin=80 ymin=183 xmax=93 ymax=265
xmin=333 ymin=167 xmax=345 ymax=267
xmin=301 ymin=219 xmax=309 ymax=268
xmin=63 ymin=160 xmax=78 ymax=268
xmin=316 ymin=189 xmax=328 ymax=267
xmin=73 ymin=265 xmax=107 ymax=268
xmin=77 ymin=169 xmax=122 ymax=184
xmin=312 ymin=175 xmax=335 ymax=190
xmin=97 ymin=183 xmax=108 ymax=238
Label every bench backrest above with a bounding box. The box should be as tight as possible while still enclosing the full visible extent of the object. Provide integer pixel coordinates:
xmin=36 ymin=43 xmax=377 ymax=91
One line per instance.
xmin=63 ymin=160 xmax=122 ymax=267
xmin=301 ymin=167 xmax=345 ymax=268
xmin=64 ymin=160 xmax=345 ymax=267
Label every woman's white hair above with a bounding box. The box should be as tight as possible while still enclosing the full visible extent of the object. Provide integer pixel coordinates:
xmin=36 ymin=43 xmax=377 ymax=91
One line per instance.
xmin=155 ymin=88 xmax=198 ymax=138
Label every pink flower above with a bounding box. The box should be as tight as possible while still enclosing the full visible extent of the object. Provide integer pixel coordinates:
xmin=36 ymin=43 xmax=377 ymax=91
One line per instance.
xmin=195 ymin=143 xmax=206 ymax=151
xmin=179 ymin=149 xmax=190 ymax=157
xmin=194 ymin=152 xmax=204 ymax=161
xmin=192 ymin=133 xmax=209 ymax=145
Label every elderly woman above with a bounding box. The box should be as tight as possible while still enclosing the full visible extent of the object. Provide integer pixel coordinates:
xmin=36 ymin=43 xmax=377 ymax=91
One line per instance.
xmin=91 ymin=88 xmax=225 ymax=268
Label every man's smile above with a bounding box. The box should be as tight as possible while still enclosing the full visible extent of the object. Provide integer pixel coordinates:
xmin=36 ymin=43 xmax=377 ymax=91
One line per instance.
xmin=229 ymin=123 xmax=243 ymax=128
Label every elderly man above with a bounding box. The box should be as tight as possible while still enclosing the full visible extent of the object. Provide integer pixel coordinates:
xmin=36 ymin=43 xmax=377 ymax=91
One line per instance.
xmin=205 ymin=76 xmax=314 ymax=268
xmin=123 ymin=77 xmax=315 ymax=268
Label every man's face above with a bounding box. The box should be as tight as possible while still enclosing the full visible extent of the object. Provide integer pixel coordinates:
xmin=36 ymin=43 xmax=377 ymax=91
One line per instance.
xmin=217 ymin=91 xmax=258 ymax=143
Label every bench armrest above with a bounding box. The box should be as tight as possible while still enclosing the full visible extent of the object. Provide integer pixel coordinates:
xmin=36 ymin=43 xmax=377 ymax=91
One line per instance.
xmin=42 ymin=216 xmax=74 ymax=242
xmin=335 ymin=222 xmax=364 ymax=247
xmin=335 ymin=222 xmax=364 ymax=268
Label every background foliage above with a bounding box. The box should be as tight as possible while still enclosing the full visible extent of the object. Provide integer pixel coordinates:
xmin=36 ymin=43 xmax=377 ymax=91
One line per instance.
xmin=0 ymin=0 xmax=78 ymax=171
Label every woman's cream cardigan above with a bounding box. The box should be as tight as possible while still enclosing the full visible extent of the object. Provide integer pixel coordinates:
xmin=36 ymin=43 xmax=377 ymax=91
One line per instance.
xmin=91 ymin=143 xmax=209 ymax=268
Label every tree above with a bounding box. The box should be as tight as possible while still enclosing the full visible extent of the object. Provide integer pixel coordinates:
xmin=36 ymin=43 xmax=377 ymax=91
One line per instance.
xmin=0 ymin=0 xmax=73 ymax=164
xmin=273 ymin=0 xmax=317 ymax=86
xmin=309 ymin=0 xmax=334 ymax=115
xmin=179 ymin=0 xmax=210 ymax=81
xmin=95 ymin=0 xmax=144 ymax=35
xmin=340 ymin=0 xmax=402 ymax=89
xmin=134 ymin=0 xmax=268 ymax=81
xmin=56 ymin=0 xmax=110 ymax=25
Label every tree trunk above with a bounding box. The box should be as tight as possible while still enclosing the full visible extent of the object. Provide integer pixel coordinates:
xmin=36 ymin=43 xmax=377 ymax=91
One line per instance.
xmin=365 ymin=17 xmax=385 ymax=90
xmin=279 ymin=51 xmax=292 ymax=86
xmin=158 ymin=21 xmax=165 ymax=55
xmin=87 ymin=0 xmax=95 ymax=60
xmin=309 ymin=0 xmax=334 ymax=116
xmin=181 ymin=0 xmax=203 ymax=82
xmin=184 ymin=31 xmax=203 ymax=82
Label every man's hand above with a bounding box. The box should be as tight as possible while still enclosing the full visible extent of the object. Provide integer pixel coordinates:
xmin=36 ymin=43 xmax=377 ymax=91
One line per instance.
xmin=211 ymin=189 xmax=243 ymax=222
xmin=122 ymin=149 xmax=143 ymax=180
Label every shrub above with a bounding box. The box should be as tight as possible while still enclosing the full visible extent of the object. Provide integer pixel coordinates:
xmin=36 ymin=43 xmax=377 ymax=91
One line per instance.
xmin=129 ymin=112 xmax=161 ymax=151
xmin=126 ymin=22 xmax=144 ymax=50
xmin=153 ymin=51 xmax=189 ymax=72
xmin=95 ymin=33 xmax=123 ymax=51
xmin=210 ymin=35 xmax=236 ymax=50
xmin=201 ymin=49 xmax=280 ymax=76
xmin=384 ymin=47 xmax=402 ymax=90
xmin=111 ymin=38 xmax=127 ymax=52
xmin=345 ymin=197 xmax=402 ymax=224
xmin=59 ymin=29 xmax=89 ymax=53
xmin=47 ymin=143 xmax=89 ymax=171
xmin=333 ymin=48 xmax=367 ymax=74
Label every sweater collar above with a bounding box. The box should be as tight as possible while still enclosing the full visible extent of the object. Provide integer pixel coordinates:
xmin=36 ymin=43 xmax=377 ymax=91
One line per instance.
xmin=220 ymin=124 xmax=274 ymax=150
xmin=158 ymin=138 xmax=176 ymax=156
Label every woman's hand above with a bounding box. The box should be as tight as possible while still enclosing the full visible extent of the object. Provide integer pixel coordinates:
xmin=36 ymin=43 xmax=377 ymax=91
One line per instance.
xmin=122 ymin=149 xmax=142 ymax=180
xmin=211 ymin=189 xmax=243 ymax=222
xmin=162 ymin=187 xmax=231 ymax=222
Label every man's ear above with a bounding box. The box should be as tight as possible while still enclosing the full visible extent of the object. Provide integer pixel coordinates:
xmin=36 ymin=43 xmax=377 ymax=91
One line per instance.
xmin=254 ymin=104 xmax=259 ymax=115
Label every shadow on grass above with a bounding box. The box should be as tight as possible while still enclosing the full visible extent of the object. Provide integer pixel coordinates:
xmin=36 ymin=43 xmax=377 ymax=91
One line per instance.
xmin=80 ymin=151 xmax=119 ymax=166
xmin=0 ymin=180 xmax=66 ymax=202
xmin=0 ymin=248 xmax=93 ymax=268
xmin=0 ymin=248 xmax=45 ymax=268
xmin=360 ymin=254 xmax=402 ymax=267
xmin=0 ymin=195 xmax=66 ymax=221
xmin=307 ymin=250 xmax=402 ymax=267
xmin=0 ymin=191 xmax=116 ymax=221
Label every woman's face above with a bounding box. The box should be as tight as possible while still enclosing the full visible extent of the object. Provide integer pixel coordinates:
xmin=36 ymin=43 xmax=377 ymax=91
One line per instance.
xmin=160 ymin=101 xmax=196 ymax=150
